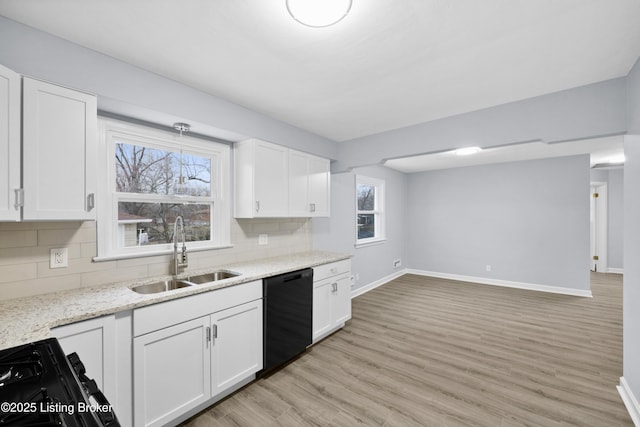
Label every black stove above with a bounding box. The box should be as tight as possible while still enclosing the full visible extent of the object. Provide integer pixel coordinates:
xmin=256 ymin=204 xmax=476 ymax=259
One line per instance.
xmin=0 ymin=338 xmax=119 ymax=426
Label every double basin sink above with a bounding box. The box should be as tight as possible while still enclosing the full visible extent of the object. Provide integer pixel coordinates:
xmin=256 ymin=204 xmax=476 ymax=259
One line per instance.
xmin=131 ymin=270 xmax=240 ymax=294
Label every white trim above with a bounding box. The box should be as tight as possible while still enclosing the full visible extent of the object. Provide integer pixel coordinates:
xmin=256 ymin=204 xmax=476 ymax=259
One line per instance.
xmin=405 ymin=269 xmax=593 ymax=298
xmin=355 ymin=174 xmax=386 ymax=245
xmin=351 ymin=269 xmax=407 ymax=298
xmin=591 ymin=182 xmax=608 ymax=273
xmin=354 ymin=238 xmax=386 ymax=249
xmin=93 ymin=244 xmax=234 ymax=262
xmin=618 ymin=377 xmax=640 ymax=426
xmin=97 ymin=117 xmax=231 ymax=260
xmin=607 ymin=268 xmax=624 ymax=274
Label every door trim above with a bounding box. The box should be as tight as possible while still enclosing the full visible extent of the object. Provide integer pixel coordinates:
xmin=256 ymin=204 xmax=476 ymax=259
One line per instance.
xmin=590 ymin=182 xmax=608 ymax=273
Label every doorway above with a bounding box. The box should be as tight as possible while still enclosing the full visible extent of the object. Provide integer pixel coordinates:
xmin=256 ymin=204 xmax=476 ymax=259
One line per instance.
xmin=590 ymin=182 xmax=607 ymax=272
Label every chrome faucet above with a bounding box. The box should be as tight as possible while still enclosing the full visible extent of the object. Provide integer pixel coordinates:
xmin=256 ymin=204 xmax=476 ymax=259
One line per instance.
xmin=171 ymin=216 xmax=188 ymax=275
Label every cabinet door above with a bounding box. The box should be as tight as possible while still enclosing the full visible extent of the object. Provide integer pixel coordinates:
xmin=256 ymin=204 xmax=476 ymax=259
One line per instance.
xmin=0 ymin=64 xmax=20 ymax=221
xmin=307 ymin=155 xmax=330 ymax=217
xmin=333 ymin=275 xmax=352 ymax=326
xmin=22 ymin=77 xmax=97 ymax=220
xmin=51 ymin=315 xmax=116 ymax=403
xmin=211 ymin=300 xmax=263 ymax=396
xmin=288 ymin=150 xmax=310 ymax=216
xmin=254 ymin=140 xmax=288 ymax=217
xmin=133 ymin=316 xmax=211 ymax=427
xmin=312 ymin=279 xmax=334 ymax=342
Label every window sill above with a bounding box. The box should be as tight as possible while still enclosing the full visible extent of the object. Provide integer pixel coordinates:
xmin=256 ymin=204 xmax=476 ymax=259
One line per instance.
xmin=93 ymin=244 xmax=234 ymax=262
xmin=355 ymin=238 xmax=386 ymax=249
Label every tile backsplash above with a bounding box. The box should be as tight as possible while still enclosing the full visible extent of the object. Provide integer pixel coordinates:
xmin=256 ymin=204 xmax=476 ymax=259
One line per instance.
xmin=0 ymin=218 xmax=311 ymax=301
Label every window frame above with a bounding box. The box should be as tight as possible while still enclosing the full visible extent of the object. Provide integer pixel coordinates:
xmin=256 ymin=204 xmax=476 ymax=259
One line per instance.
xmin=355 ymin=175 xmax=386 ymax=247
xmin=95 ymin=118 xmax=231 ymax=261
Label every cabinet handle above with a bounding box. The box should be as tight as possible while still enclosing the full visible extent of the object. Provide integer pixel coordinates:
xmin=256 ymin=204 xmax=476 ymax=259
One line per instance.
xmin=330 ymin=267 xmax=338 ymax=274
xmin=310 ymin=203 xmax=316 ymax=212
xmin=332 ymin=282 xmax=338 ymax=293
xmin=212 ymin=324 xmax=218 ymax=339
xmin=86 ymin=193 xmax=95 ymax=212
xmin=14 ymin=189 xmax=24 ymax=210
xmin=206 ymin=326 xmax=211 ymax=343
xmin=255 ymin=200 xmax=260 ymax=213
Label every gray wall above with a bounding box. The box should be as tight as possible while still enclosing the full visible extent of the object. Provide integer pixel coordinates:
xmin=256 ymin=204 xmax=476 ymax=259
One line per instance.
xmin=406 ymin=155 xmax=591 ymax=291
xmin=313 ymin=165 xmax=407 ymax=292
xmin=334 ymin=78 xmax=626 ymax=172
xmin=0 ymin=16 xmax=338 ymax=160
xmin=608 ymin=169 xmax=624 ymax=270
xmin=590 ymin=168 xmax=624 ymax=270
xmin=623 ymin=55 xmax=640 ymax=413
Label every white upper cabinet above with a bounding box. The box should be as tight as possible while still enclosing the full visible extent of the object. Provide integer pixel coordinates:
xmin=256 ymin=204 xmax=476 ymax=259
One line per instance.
xmin=289 ymin=150 xmax=330 ymax=217
xmin=22 ymin=77 xmax=97 ymax=220
xmin=235 ymin=138 xmax=330 ymax=218
xmin=0 ymin=64 xmax=21 ymax=221
xmin=235 ymin=139 xmax=289 ymax=218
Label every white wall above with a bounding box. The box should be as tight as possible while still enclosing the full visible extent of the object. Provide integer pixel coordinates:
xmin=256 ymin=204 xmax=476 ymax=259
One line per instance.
xmin=313 ymin=165 xmax=407 ymax=293
xmin=0 ymin=16 xmax=338 ymax=160
xmin=621 ymin=54 xmax=640 ymax=421
xmin=405 ymin=155 xmax=591 ymax=292
xmin=334 ymin=79 xmax=626 ymax=172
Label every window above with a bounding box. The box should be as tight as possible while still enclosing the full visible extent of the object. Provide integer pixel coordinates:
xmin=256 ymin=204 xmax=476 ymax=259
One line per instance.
xmin=96 ymin=119 xmax=231 ymax=260
xmin=356 ymin=175 xmax=385 ymax=247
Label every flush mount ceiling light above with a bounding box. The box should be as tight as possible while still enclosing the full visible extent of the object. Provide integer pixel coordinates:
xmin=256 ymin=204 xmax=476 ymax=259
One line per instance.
xmin=454 ymin=146 xmax=483 ymax=156
xmin=286 ymin=0 xmax=353 ymax=28
xmin=607 ymin=153 xmax=626 ymax=164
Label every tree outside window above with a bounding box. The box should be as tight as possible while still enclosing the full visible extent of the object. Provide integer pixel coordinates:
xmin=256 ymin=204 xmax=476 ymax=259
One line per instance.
xmin=356 ymin=175 xmax=385 ymax=246
xmin=97 ymin=119 xmax=230 ymax=259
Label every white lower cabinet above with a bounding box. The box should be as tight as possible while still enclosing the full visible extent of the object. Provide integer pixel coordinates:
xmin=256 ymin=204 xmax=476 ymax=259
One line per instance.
xmin=132 ymin=281 xmax=263 ymax=427
xmin=134 ymin=316 xmax=211 ymax=427
xmin=52 ymin=315 xmax=116 ymax=400
xmin=52 ymin=312 xmax=133 ymax=426
xmin=312 ymin=260 xmax=352 ymax=342
xmin=211 ymin=301 xmax=263 ymax=396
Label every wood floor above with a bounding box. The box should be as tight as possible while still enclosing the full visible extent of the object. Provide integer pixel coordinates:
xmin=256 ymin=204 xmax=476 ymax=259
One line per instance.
xmin=181 ymin=273 xmax=633 ymax=426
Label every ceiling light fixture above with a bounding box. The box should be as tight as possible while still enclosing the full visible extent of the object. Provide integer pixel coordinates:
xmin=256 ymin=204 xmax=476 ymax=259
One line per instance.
xmin=454 ymin=147 xmax=482 ymax=156
xmin=173 ymin=122 xmax=191 ymax=195
xmin=607 ymin=154 xmax=626 ymax=164
xmin=286 ymin=0 xmax=352 ymax=28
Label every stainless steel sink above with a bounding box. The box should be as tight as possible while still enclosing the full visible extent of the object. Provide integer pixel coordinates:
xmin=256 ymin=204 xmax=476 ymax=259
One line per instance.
xmin=131 ymin=279 xmax=194 ymax=294
xmin=187 ymin=270 xmax=240 ymax=284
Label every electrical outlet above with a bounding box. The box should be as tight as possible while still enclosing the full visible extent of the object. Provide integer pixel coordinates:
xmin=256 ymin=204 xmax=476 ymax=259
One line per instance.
xmin=486 ymin=264 xmax=492 ymax=272
xmin=355 ymin=273 xmax=360 ymax=282
xmin=393 ymin=259 xmax=402 ymax=268
xmin=258 ymin=234 xmax=268 ymax=245
xmin=50 ymin=248 xmax=68 ymax=269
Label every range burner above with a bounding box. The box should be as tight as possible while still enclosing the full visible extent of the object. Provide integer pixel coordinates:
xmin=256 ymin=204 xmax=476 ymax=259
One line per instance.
xmin=0 ymin=348 xmax=43 ymax=387
xmin=0 ymin=338 xmax=119 ymax=427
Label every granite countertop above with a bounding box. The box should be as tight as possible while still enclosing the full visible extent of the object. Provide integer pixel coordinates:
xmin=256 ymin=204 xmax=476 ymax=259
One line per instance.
xmin=0 ymin=250 xmax=351 ymax=351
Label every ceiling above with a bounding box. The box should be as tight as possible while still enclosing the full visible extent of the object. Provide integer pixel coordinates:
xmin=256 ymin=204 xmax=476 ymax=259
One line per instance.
xmin=1 ymin=0 xmax=639 ymax=144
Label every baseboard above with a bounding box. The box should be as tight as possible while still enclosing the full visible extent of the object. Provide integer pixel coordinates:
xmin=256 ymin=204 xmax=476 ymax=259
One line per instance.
xmin=618 ymin=377 xmax=640 ymax=426
xmin=405 ymin=269 xmax=593 ymax=298
xmin=608 ymin=268 xmax=624 ymax=275
xmin=351 ymin=269 xmax=407 ymax=298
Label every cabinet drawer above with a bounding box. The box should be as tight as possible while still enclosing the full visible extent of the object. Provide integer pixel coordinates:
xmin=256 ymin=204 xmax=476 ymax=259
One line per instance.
xmin=133 ymin=280 xmax=261 ymax=337
xmin=313 ymin=259 xmax=351 ymax=282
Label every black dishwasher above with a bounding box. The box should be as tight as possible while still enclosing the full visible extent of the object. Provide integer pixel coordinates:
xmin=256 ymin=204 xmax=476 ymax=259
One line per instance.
xmin=262 ymin=268 xmax=313 ymax=373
